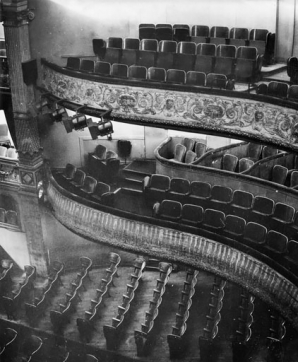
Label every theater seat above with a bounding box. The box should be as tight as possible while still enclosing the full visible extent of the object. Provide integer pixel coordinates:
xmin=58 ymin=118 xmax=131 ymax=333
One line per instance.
xmin=209 ymin=26 xmax=229 ymax=46
xmin=268 ymin=81 xmax=289 ymax=98
xmin=148 ymin=67 xmax=166 ymax=82
xmin=186 ymin=71 xmax=206 ymax=86
xmin=287 ymin=57 xmax=298 ymax=84
xmin=224 ymin=215 xmax=246 ymax=237
xmin=92 ymin=38 xmax=106 ymax=59
xmin=246 ymin=142 xmax=263 ymax=161
xmin=121 ymin=49 xmax=138 ymax=67
xmin=92 ymin=144 xmax=107 ymax=159
xmin=287 ymin=240 xmax=298 ymax=263
xmin=272 ymin=203 xmax=295 ymax=224
xmin=185 ymin=150 xmax=197 ymax=164
xmin=66 ymin=57 xmax=81 ymax=70
xmin=139 ymin=24 xmax=156 ymax=40
xmin=168 ymin=177 xmax=190 ymax=203
xmin=156 ymin=24 xmax=173 ymax=41
xmin=91 ymin=182 xmax=111 ymax=202
xmin=206 ymin=73 xmax=227 ymax=89
xmin=257 ymin=83 xmax=268 ymax=95
xmin=182 ymin=137 xmax=195 ymax=151
xmin=189 ymin=181 xmax=211 ymax=209
xmin=5 ymin=147 xmax=16 ymax=159
xmin=288 ymin=85 xmax=298 ymax=101
xmin=170 ymin=143 xmax=187 ymax=162
xmin=203 ymin=209 xmax=225 ymax=230
xmin=140 ymin=39 xmax=158 ymax=51
xmin=173 ymin=53 xmax=195 ymax=72
xmin=137 ymin=50 xmax=156 ymax=68
xmin=194 ymin=44 xmax=216 ymax=74
xmin=70 ymin=169 xmax=86 ymax=188
xmin=271 ymin=165 xmax=288 ymax=185
xmin=124 ymin=38 xmax=140 ymax=50
xmin=195 ymin=142 xmax=207 ymax=158
xmin=210 ymin=185 xmax=233 ymax=212
xmin=261 ymin=146 xmax=278 ymax=159
xmin=128 ymin=65 xmax=147 ymax=80
xmin=104 ymin=48 xmax=121 ymax=65
xmin=111 ymin=63 xmax=128 ymax=78
xmin=230 ymin=190 xmax=254 ymax=219
xmin=249 ymin=28 xmax=268 ymax=55
xmin=80 ymin=59 xmax=95 ymax=73
xmin=166 ymin=69 xmax=186 ymax=84
xmin=266 ymin=230 xmax=288 ymax=254
xmin=156 ymin=52 xmax=174 ymax=70
xmin=290 ymin=171 xmax=298 ymax=188
xmin=94 ymin=61 xmax=111 ymax=76
xmin=6 ymin=210 xmax=18 ymax=226
xmin=235 ymin=46 xmax=261 ymax=82
xmin=107 ymin=37 xmax=123 ymax=49
xmin=173 ymin=24 xmax=190 ymax=42
xmin=62 ymin=163 xmax=76 ymax=180
xmin=159 ymin=40 xmax=177 ymax=53
xmin=181 ymin=204 xmax=204 ymax=226
xmin=243 ymin=222 xmax=267 ymax=244
xmin=191 ymin=25 xmax=209 ymax=43
xmin=229 ymin=27 xmax=249 ymax=47
xmin=143 ymin=174 xmax=170 ymax=203
xmin=222 ymin=154 xmax=238 ymax=172
xmin=153 ymin=200 xmax=182 ymax=221
xmin=80 ymin=176 xmax=97 ymax=197
xmin=177 ymin=41 xmax=196 ymax=55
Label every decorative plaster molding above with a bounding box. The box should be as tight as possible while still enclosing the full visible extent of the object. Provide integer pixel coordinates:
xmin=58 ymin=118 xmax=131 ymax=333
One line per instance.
xmin=47 ymin=178 xmax=298 ymax=330
xmin=41 ymin=63 xmax=298 ymax=152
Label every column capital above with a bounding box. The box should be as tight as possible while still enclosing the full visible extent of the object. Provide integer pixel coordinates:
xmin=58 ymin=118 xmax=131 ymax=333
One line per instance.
xmin=1 ymin=0 xmax=35 ymax=26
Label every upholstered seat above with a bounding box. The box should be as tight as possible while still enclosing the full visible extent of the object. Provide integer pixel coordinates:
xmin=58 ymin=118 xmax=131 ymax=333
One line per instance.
xmin=238 ymin=158 xmax=254 ymax=172
xmin=173 ymin=24 xmax=190 ymax=42
xmin=80 ymin=59 xmax=95 ymax=73
xmin=111 ymin=63 xmax=128 ymax=78
xmin=184 ymin=150 xmax=197 ymax=164
xmin=229 ymin=190 xmax=254 ymax=219
xmin=91 ymin=182 xmax=111 ymax=202
xmin=80 ymin=176 xmax=97 ymax=197
xmin=6 ymin=148 xmax=18 ymax=159
xmin=156 ymin=52 xmax=174 ymax=70
xmin=169 ymin=143 xmax=187 ymax=162
xmin=206 ymin=73 xmax=227 ymax=89
xmin=271 ymin=165 xmax=288 ymax=185
xmin=94 ymin=61 xmax=111 ymax=76
xmin=156 ymin=24 xmax=173 ymax=41
xmin=266 ymin=230 xmax=288 ymax=254
xmin=140 ymin=39 xmax=158 ymax=51
xmin=66 ymin=57 xmax=81 ymax=70
xmin=124 ymin=38 xmax=140 ymax=50
xmin=181 ymin=204 xmax=204 ymax=226
xmin=70 ymin=169 xmax=86 ymax=188
xmin=194 ymin=142 xmax=207 ymax=158
xmin=229 ymin=27 xmax=249 ymax=47
xmin=143 ymin=174 xmax=171 ymax=203
xmin=137 ymin=50 xmax=156 ymax=68
xmin=186 ymin=71 xmax=206 ymax=86
xmin=203 ymin=209 xmax=225 ymax=229
xmin=148 ymin=67 xmax=166 ymax=82
xmin=62 ymin=163 xmax=76 ymax=180
xmin=224 ymin=215 xmax=246 ymax=236
xmin=243 ymin=222 xmax=267 ymax=244
xmin=0 ymin=146 xmax=7 ymax=157
xmin=168 ymin=177 xmax=191 ymax=203
xmin=159 ymin=40 xmax=177 ymax=53
xmin=181 ymin=138 xmax=195 ymax=152
xmin=222 ymin=154 xmax=238 ymax=172
xmin=173 ymin=53 xmax=195 ymax=72
xmin=191 ymin=25 xmax=209 ymax=44
xmin=104 ymin=48 xmax=122 ymax=65
xmin=139 ymin=24 xmax=156 ymax=40
xmin=166 ymin=69 xmax=186 ymax=84
xmin=121 ymin=49 xmax=138 ymax=67
xmin=210 ymin=185 xmax=233 ymax=212
xmin=268 ymin=81 xmax=289 ymax=98
xmin=153 ymin=200 xmax=182 ymax=221
xmin=128 ymin=65 xmax=147 ymax=80
xmin=188 ymin=181 xmax=211 ymax=209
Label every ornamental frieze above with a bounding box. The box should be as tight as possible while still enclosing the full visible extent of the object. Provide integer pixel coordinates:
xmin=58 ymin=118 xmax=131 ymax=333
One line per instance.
xmin=41 ymin=64 xmax=298 ymax=150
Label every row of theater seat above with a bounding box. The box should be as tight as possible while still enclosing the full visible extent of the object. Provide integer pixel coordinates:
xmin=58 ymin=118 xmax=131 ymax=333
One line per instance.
xmin=143 ymin=174 xmax=298 ymax=237
xmin=169 ymin=139 xmax=207 ymax=164
xmin=0 ymin=207 xmax=18 ymax=226
xmin=0 ymin=145 xmax=18 ymax=159
xmin=90 ymin=40 xmax=262 ymax=81
xmin=257 ymin=82 xmax=298 ymax=101
xmin=67 ymin=57 xmax=233 ymax=88
xmin=153 ymin=199 xmax=298 ymax=263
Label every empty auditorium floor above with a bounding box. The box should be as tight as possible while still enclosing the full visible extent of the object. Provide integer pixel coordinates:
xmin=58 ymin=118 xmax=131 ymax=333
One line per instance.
xmin=2 ymin=258 xmax=298 ymax=362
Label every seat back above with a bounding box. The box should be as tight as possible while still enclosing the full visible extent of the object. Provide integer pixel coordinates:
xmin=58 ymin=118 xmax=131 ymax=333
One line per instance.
xmin=271 ymin=165 xmax=288 ymax=185
xmin=94 ymin=61 xmax=111 ymax=76
xmin=186 ymin=71 xmax=206 ymax=86
xmin=217 ymin=44 xmax=236 ymax=58
xmin=66 ymin=57 xmax=81 ymax=70
xmin=236 ymin=46 xmax=257 ymax=60
xmin=191 ymin=25 xmax=209 ymax=37
xmin=106 ymin=150 xmax=118 ymax=159
xmin=243 ymin=222 xmax=267 ymax=243
xmin=287 ymin=240 xmax=298 ymax=262
xmin=140 ymin=39 xmax=158 ymax=51
xmin=247 ymin=143 xmax=263 ymax=160
xmin=225 ymin=215 xmax=246 ymax=235
xmin=288 ymin=85 xmax=298 ymax=101
xmin=166 ymin=69 xmax=186 ymax=84
xmin=148 ymin=67 xmax=166 ymax=82
xmin=111 ymin=63 xmax=128 ymax=78
xmin=197 ymin=43 xmax=216 ymax=56
xmin=6 ymin=210 xmax=18 ymax=226
xmin=64 ymin=163 xmax=76 ymax=179
xmin=181 ymin=204 xmax=204 ymax=224
xmin=80 ymin=59 xmax=95 ymax=73
xmin=290 ymin=170 xmax=298 ymax=188
xmin=124 ymin=38 xmax=140 ymax=50
xmin=128 ymin=65 xmax=147 ymax=80
xmin=121 ymin=49 xmax=138 ymax=66
xmin=104 ymin=48 xmax=121 ymax=64
xmin=156 ymin=24 xmax=173 ymax=41
xmin=257 ymin=83 xmax=268 ymax=95
xmin=72 ymin=169 xmax=86 ymax=186
xmin=261 ymin=146 xmax=278 ymax=159
xmin=107 ymin=37 xmax=123 ymax=48
xmin=190 ymin=181 xmax=211 ymax=198
xmin=195 ymin=142 xmax=207 ymax=158
xmin=150 ymin=174 xmax=170 ymax=191
xmin=82 ymin=176 xmax=97 ymax=193
xmin=232 ymin=190 xmax=253 ymax=209
xmin=173 ymin=53 xmax=195 ymax=72
xmin=92 ymin=38 xmax=106 ymax=57
xmin=172 ymin=143 xmax=187 ymax=162
xmin=159 ymin=40 xmax=177 ymax=53
xmin=250 ymin=29 xmax=268 ymax=41
xmin=194 ymin=55 xmax=214 ymax=74
xmin=137 ymin=50 xmax=156 ymax=68
xmin=252 ymin=196 xmax=274 ymax=215
xmin=229 ymin=28 xmax=249 ymax=40
xmin=211 ymin=185 xmax=233 ymax=203
xmin=156 ymin=52 xmax=174 ymax=69
xmin=222 ymin=153 xmax=238 ymax=172
xmin=182 ymin=137 xmax=195 ymax=151
xmin=268 ymin=81 xmax=289 ymax=98
xmin=173 ymin=24 xmax=190 ymax=42
xmin=177 ymin=41 xmax=196 ymax=55
xmin=210 ymin=26 xmax=229 ymax=39
xmin=94 ymin=144 xmax=107 ymax=158
xmin=160 ymin=200 xmax=182 ymax=219
xmin=185 ymin=150 xmax=197 ymax=164
xmin=206 ymin=73 xmax=227 ymax=89
xmin=139 ymin=24 xmax=156 ymax=40
xmin=0 ymin=207 xmax=5 ymax=222
xmin=213 ymin=57 xmax=234 ymax=76
xmin=266 ymin=230 xmax=288 ymax=253
xmin=273 ymin=203 xmax=295 ymax=223
xmin=170 ymin=178 xmax=190 ymax=194
xmin=94 ymin=182 xmax=110 ymax=197
xmin=204 ymin=209 xmax=225 ymax=229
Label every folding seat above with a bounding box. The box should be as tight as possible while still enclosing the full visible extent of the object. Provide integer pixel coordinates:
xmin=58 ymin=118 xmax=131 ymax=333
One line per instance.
xmin=249 ymin=29 xmax=269 ymax=55
xmin=80 ymin=176 xmax=97 ymax=197
xmin=140 ymin=39 xmax=158 ymax=51
xmin=177 ymin=41 xmax=196 ymax=55
xmin=62 ymin=163 xmax=76 ymax=180
xmin=235 ymin=46 xmax=260 ymax=82
xmin=287 ymin=240 xmax=298 ymax=263
xmin=21 ymin=335 xmax=43 ymax=362
xmin=85 ymin=355 xmax=99 ymax=362
xmin=80 ymin=59 xmax=95 ymax=73
xmin=214 ymin=44 xmax=236 ymax=77
xmin=206 ymin=73 xmax=227 ymax=89
xmin=166 ymin=69 xmax=186 ymax=84
xmin=229 ymin=190 xmax=254 ymax=219
xmin=188 ymin=181 xmax=211 ymax=208
xmin=70 ymin=169 xmax=86 ymax=188
xmin=287 ymin=57 xmax=298 ymax=84
xmin=91 ymin=182 xmax=111 ymax=202
xmin=153 ymin=200 xmax=182 ymax=222
xmin=194 ymin=43 xmax=216 ymax=74
xmin=181 ymin=204 xmax=204 ymax=226
xmin=261 ymin=146 xmax=278 ymax=159
xmin=156 ymin=24 xmax=173 ymax=41
xmin=290 ymin=170 xmax=298 ymax=188
xmin=137 ymin=50 xmax=156 ymax=68
xmin=128 ymin=65 xmax=147 ymax=80
xmin=210 ymin=185 xmax=233 ymax=212
xmin=257 ymin=83 xmax=268 ymax=95
xmin=209 ymin=26 xmax=229 ymax=46
xmin=224 ymin=215 xmax=246 ymax=237
xmin=92 ymin=39 xmax=106 ymax=59
xmin=124 ymin=38 xmax=140 ymax=50
xmin=107 ymin=37 xmax=123 ymax=49
xmin=222 ymin=154 xmax=238 ymax=172
xmin=121 ymin=49 xmax=138 ymax=66
xmin=104 ymin=48 xmax=122 ymax=65
xmin=195 ymin=142 xmax=207 ymax=158
xmin=93 ymin=144 xmax=107 ymax=159
xmin=228 ymin=28 xmax=249 ymax=47
xmin=66 ymin=57 xmax=81 ymax=70
xmin=167 ymin=177 xmax=191 ymax=203
xmin=271 ymin=165 xmax=288 ymax=185
xmin=173 ymin=24 xmax=190 ymax=42
xmin=143 ymin=174 xmax=170 ymax=203
xmin=94 ymin=61 xmax=111 ymax=76
xmin=173 ymin=53 xmax=195 ymax=72
xmin=182 ymin=137 xmax=195 ymax=151
xmin=158 ymin=40 xmax=177 ymax=53
xmin=6 ymin=210 xmax=18 ymax=226
xmin=148 ymin=67 xmax=166 ymax=82
xmin=203 ymin=209 xmax=225 ymax=230
xmin=266 ymin=230 xmax=288 ymax=254
xmin=139 ymin=24 xmax=156 ymax=40
xmin=186 ymin=71 xmax=206 ymax=86
xmin=246 ymin=143 xmax=263 ymax=161
xmin=191 ymin=25 xmax=209 ymax=44
xmin=155 ymin=52 xmax=174 ymax=70
xmin=272 ymin=202 xmax=295 ymax=224
xmin=243 ymin=222 xmax=267 ymax=244
xmin=111 ymin=63 xmax=128 ymax=78
xmin=268 ymin=81 xmax=289 ymax=98
xmin=288 ymin=85 xmax=298 ymax=101
xmin=170 ymin=143 xmax=187 ymax=162
xmin=250 ymin=196 xmax=274 ymax=225
xmin=185 ymin=150 xmax=197 ymax=164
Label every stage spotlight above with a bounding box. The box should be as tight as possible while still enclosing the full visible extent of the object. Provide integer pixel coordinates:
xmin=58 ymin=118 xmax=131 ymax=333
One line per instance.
xmin=88 ymin=120 xmax=114 ymax=140
xmin=63 ymin=114 xmax=93 ymax=133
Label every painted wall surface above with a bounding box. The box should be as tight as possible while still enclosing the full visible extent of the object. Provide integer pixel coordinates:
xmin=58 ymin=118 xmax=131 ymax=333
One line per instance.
xmin=28 ymin=0 xmax=277 ymax=65
xmin=0 ymin=229 xmax=30 ymax=269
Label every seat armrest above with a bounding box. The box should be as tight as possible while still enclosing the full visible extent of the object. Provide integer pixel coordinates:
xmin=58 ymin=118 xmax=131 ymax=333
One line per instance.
xmin=153 ymin=202 xmax=160 ymax=217
xmin=143 ymin=176 xmax=150 ymax=191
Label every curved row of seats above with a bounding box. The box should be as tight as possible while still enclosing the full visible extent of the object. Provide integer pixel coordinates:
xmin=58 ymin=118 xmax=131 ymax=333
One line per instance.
xmin=77 ymin=252 xmax=121 ymax=343
xmin=0 ymin=207 xmax=18 ymax=226
xmin=138 ymin=24 xmax=270 ymax=54
xmin=257 ymin=82 xmax=298 ymax=101
xmin=90 ymin=39 xmax=262 ymax=81
xmin=152 ymin=199 xmax=298 ymax=267
xmin=0 ymin=145 xmax=18 ymax=159
xmin=168 ymin=138 xmax=207 ymax=164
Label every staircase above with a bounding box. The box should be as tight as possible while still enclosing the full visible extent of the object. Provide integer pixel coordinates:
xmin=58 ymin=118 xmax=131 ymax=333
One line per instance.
xmin=120 ymin=159 xmax=156 ymax=192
